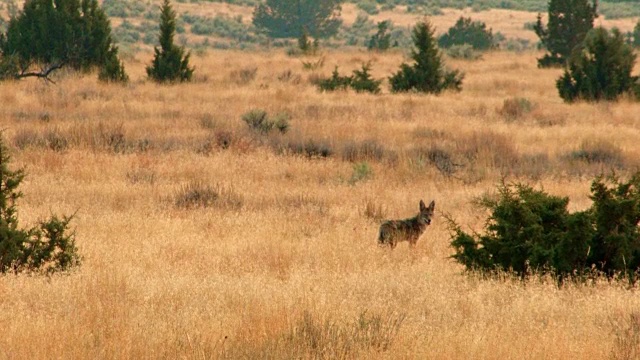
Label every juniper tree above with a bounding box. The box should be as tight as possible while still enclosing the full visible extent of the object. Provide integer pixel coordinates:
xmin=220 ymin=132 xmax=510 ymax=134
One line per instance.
xmin=534 ymin=0 xmax=598 ymax=67
xmin=557 ymin=27 xmax=638 ymax=102
xmin=252 ymin=0 xmax=342 ymax=39
xmin=146 ymin=0 xmax=194 ymax=83
xmin=0 ymin=134 xmax=80 ymax=274
xmin=389 ymin=20 xmax=463 ymax=94
xmin=438 ymin=17 xmax=494 ymax=50
xmin=368 ymin=20 xmax=392 ymax=51
xmin=0 ymin=0 xmax=127 ymax=82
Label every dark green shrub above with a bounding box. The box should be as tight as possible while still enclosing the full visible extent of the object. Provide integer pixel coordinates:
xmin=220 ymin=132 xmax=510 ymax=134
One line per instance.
xmin=450 ymin=172 xmax=640 ymax=283
xmin=252 ymin=0 xmax=342 ymax=39
xmin=557 ymin=27 xmax=638 ymax=102
xmin=146 ymin=0 xmax=194 ymax=83
xmin=1 ymin=0 xmax=128 ymax=82
xmin=0 ymin=135 xmax=80 ymax=274
xmin=297 ymin=30 xmax=319 ymax=55
xmin=367 ymin=20 xmax=392 ymax=51
xmin=533 ymin=0 xmax=597 ymax=67
xmin=438 ymin=17 xmax=494 ymax=50
xmin=317 ymin=63 xmax=381 ymax=94
xmin=317 ymin=67 xmax=352 ymax=91
xmin=350 ymin=62 xmax=382 ymax=94
xmin=389 ymin=20 xmax=463 ymax=94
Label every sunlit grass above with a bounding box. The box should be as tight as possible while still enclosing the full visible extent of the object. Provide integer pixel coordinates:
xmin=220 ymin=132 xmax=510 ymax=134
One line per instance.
xmin=0 ymin=47 xmax=639 ymax=359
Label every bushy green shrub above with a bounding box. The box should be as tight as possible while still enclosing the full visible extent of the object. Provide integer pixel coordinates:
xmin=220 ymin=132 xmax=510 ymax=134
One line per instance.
xmin=0 ymin=135 xmax=80 ymax=274
xmin=557 ymin=27 xmax=638 ymax=102
xmin=389 ymin=20 xmax=463 ymax=94
xmin=450 ymin=172 xmax=640 ymax=283
xmin=1 ymin=0 xmax=128 ymax=82
xmin=534 ymin=0 xmax=597 ymax=67
xmin=438 ymin=17 xmax=494 ymax=50
xmin=316 ymin=63 xmax=381 ymax=94
xmin=350 ymin=63 xmax=382 ymax=94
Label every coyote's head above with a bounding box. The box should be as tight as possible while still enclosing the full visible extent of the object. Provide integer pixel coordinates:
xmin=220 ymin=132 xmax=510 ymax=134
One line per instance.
xmin=417 ymin=200 xmax=435 ymax=226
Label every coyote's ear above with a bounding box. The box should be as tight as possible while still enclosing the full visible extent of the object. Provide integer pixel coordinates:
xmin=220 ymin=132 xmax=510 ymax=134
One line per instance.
xmin=429 ymin=200 xmax=435 ymax=210
xmin=420 ymin=200 xmax=426 ymax=211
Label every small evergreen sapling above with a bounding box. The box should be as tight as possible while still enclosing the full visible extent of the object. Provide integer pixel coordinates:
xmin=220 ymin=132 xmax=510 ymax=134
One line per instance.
xmin=389 ymin=20 xmax=463 ymax=94
xmin=146 ymin=0 xmax=194 ymax=83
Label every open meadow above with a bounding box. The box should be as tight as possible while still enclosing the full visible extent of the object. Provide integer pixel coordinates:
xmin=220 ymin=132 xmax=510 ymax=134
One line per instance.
xmin=2 ymin=37 xmax=640 ymax=359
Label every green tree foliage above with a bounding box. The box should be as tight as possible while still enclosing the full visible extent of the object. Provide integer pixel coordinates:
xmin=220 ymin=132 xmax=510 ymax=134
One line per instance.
xmin=367 ymin=20 xmax=392 ymax=51
xmin=633 ymin=20 xmax=640 ymax=47
xmin=389 ymin=20 xmax=463 ymax=94
xmin=438 ymin=17 xmax=494 ymax=50
xmin=533 ymin=0 xmax=598 ymax=67
xmin=316 ymin=63 xmax=381 ymax=94
xmin=0 ymin=135 xmax=80 ymax=274
xmin=557 ymin=27 xmax=638 ymax=102
xmin=252 ymin=0 xmax=342 ymax=39
xmin=450 ymin=173 xmax=640 ymax=283
xmin=146 ymin=0 xmax=194 ymax=83
xmin=350 ymin=62 xmax=382 ymax=94
xmin=0 ymin=0 xmax=127 ymax=82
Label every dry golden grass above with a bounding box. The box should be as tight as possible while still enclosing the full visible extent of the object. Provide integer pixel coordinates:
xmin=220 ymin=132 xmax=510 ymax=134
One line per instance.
xmin=1 ymin=48 xmax=640 ymax=359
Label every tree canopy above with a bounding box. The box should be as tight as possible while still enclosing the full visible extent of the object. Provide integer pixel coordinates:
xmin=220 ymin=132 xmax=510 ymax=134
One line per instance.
xmin=389 ymin=20 xmax=463 ymax=94
xmin=0 ymin=0 xmax=127 ymax=82
xmin=534 ymin=0 xmax=598 ymax=67
xmin=252 ymin=0 xmax=342 ymax=39
xmin=146 ymin=0 xmax=194 ymax=83
xmin=557 ymin=27 xmax=638 ymax=102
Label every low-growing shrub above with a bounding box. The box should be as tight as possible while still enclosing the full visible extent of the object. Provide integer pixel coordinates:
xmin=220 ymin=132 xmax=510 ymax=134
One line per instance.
xmin=229 ymin=67 xmax=257 ymax=85
xmin=449 ymin=172 xmax=640 ymax=283
xmin=0 ymin=135 xmax=80 ymax=274
xmin=316 ymin=67 xmax=352 ymax=91
xmin=349 ymin=162 xmax=373 ymax=185
xmin=242 ymin=109 xmax=290 ymax=135
xmin=174 ymin=181 xmax=243 ymax=210
xmin=569 ymin=139 xmax=625 ymax=169
xmin=438 ymin=16 xmax=494 ymax=51
xmin=274 ymin=137 xmax=333 ymax=159
xmin=497 ymin=97 xmax=534 ymax=121
xmin=446 ymin=44 xmax=482 ymax=60
xmin=341 ymin=139 xmax=386 ymax=163
xmin=351 ymin=63 xmax=382 ymax=94
xmin=317 ymin=63 xmax=382 ymax=94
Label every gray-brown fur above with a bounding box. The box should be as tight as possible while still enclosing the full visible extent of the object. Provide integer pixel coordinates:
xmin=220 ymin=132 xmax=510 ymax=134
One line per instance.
xmin=378 ymin=200 xmax=435 ymax=248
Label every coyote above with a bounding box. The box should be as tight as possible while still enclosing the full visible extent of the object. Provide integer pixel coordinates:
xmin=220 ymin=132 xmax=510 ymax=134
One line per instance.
xmin=378 ymin=200 xmax=435 ymax=248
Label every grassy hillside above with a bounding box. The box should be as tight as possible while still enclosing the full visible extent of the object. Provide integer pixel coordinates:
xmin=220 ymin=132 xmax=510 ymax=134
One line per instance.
xmin=0 ymin=47 xmax=640 ymax=358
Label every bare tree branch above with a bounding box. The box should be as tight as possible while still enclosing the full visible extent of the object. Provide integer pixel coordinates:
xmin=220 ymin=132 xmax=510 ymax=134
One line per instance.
xmin=16 ymin=62 xmax=65 ymax=84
